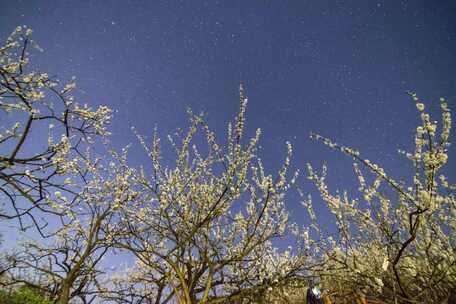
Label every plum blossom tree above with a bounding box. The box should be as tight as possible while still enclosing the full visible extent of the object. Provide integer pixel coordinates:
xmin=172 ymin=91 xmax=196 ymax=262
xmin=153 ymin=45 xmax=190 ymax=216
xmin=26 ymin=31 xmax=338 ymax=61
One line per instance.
xmin=105 ymin=84 xmax=310 ymax=304
xmin=3 ymin=150 xmax=137 ymax=304
xmin=0 ymin=26 xmax=125 ymax=304
xmin=306 ymin=94 xmax=455 ymax=303
xmin=0 ymin=26 xmax=112 ymax=236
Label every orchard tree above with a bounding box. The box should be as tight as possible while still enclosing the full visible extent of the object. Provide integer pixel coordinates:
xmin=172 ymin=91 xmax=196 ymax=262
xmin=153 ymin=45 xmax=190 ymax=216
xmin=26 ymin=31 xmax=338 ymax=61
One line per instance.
xmin=0 ymin=26 xmax=112 ymax=235
xmin=3 ymin=150 xmax=137 ymax=304
xmin=0 ymin=26 xmax=125 ymax=304
xmin=306 ymin=94 xmax=455 ymax=303
xmin=106 ymin=84 xmax=310 ymax=304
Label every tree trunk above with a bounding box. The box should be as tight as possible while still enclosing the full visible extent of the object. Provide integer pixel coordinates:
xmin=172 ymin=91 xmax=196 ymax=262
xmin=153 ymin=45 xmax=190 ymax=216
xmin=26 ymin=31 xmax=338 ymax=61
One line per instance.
xmin=59 ymin=282 xmax=71 ymax=304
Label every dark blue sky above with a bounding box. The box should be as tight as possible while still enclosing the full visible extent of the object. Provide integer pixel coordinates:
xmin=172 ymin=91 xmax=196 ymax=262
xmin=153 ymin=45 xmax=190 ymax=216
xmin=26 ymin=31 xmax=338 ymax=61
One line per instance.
xmin=2 ymin=0 xmax=455 ymax=226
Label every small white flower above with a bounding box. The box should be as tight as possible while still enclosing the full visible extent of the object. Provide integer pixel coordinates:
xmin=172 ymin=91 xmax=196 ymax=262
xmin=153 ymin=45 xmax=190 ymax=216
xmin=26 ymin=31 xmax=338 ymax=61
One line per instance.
xmin=382 ymin=257 xmax=389 ymax=271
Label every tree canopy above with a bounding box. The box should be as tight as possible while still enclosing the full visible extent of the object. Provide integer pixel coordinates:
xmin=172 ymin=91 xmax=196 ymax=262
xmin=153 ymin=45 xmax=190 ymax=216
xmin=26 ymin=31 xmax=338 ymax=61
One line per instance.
xmin=0 ymin=26 xmax=454 ymax=304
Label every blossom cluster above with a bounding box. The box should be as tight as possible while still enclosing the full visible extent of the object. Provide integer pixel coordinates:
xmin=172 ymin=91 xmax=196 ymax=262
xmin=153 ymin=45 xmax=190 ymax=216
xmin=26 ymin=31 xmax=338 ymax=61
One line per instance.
xmin=307 ymin=93 xmax=455 ymax=303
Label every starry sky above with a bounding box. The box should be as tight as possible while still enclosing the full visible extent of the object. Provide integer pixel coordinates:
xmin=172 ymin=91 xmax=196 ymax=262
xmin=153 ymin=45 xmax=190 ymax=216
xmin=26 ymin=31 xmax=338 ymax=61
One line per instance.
xmin=1 ymin=0 xmax=455 ymax=227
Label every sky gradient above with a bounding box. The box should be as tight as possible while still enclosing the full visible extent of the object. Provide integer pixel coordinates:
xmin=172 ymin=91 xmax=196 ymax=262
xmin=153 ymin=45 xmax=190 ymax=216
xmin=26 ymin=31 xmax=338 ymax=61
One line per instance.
xmin=1 ymin=0 xmax=455 ymax=227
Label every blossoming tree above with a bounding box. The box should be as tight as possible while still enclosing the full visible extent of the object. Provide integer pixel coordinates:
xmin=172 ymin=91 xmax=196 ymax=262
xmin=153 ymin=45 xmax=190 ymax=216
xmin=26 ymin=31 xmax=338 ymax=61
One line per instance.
xmin=0 ymin=26 xmax=112 ymax=236
xmin=105 ymin=84 xmax=310 ymax=304
xmin=0 ymin=26 xmax=126 ymax=304
xmin=3 ymin=150 xmax=137 ymax=304
xmin=306 ymin=94 xmax=455 ymax=303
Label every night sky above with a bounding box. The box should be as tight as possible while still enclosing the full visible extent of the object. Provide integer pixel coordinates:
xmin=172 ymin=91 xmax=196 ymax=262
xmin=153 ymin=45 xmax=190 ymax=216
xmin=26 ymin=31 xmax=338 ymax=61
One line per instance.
xmin=1 ymin=1 xmax=455 ymax=227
